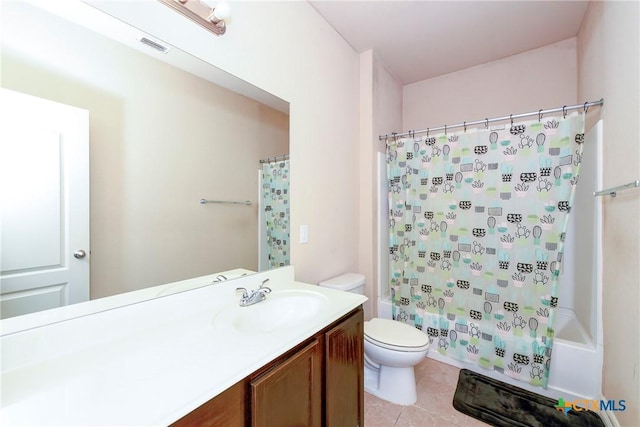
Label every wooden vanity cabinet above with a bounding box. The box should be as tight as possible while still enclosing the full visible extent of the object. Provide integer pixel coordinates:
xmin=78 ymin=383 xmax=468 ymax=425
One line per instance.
xmin=172 ymin=380 xmax=247 ymax=427
xmin=324 ymin=307 xmax=364 ymax=426
xmin=171 ymin=306 xmax=363 ymax=427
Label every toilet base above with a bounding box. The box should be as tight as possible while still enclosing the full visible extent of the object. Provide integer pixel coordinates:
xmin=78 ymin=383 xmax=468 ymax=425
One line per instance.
xmin=364 ymin=363 xmax=418 ymax=406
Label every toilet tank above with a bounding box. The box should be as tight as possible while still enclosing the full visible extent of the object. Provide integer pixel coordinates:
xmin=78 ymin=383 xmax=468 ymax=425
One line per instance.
xmin=319 ymin=273 xmax=365 ymax=295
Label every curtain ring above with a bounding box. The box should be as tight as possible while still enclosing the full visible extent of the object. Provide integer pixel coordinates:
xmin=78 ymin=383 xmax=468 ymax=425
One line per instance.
xmin=392 ymin=132 xmax=398 ymax=142
xmin=463 ymin=121 xmax=467 ymax=132
xmin=562 ymin=106 xmax=567 ymax=119
xmin=584 ymin=101 xmax=589 ymax=113
xmin=485 ymin=118 xmax=489 ymax=129
xmin=538 ymin=109 xmax=543 ymax=122
xmin=427 ymin=128 xmax=429 ymax=137
xmin=444 ymin=124 xmax=447 ymax=135
xmin=510 ymin=114 xmax=513 ymax=126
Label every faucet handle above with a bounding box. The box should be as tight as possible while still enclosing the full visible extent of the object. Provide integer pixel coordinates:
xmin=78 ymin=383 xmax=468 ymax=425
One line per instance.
xmin=236 ymin=287 xmax=249 ymax=298
xmin=259 ymin=279 xmax=272 ymax=293
xmin=211 ymin=274 xmax=228 ymax=284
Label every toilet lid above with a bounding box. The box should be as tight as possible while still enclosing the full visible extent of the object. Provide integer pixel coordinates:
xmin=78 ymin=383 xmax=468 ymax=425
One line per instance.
xmin=364 ymin=318 xmax=429 ymax=349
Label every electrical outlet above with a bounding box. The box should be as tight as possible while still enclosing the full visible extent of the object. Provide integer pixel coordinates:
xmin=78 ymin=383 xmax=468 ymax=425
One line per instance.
xmin=300 ymin=225 xmax=309 ymax=244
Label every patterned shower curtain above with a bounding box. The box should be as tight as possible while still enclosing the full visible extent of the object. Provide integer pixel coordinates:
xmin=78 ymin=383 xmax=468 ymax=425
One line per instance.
xmin=387 ymin=113 xmax=584 ymax=387
xmin=262 ymin=159 xmax=290 ymax=269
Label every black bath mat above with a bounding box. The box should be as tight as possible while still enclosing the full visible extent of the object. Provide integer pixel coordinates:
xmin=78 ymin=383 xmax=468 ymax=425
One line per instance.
xmin=453 ymin=369 xmax=605 ymax=427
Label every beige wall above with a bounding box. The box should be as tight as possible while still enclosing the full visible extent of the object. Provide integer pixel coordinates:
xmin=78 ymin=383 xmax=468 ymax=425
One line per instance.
xmin=359 ymin=50 xmax=403 ymax=318
xmin=358 ymin=51 xmax=375 ymax=318
xmin=403 ymin=38 xmax=578 ymax=130
xmin=1 ymin=5 xmax=288 ymax=299
xmin=578 ymin=1 xmax=640 ymax=425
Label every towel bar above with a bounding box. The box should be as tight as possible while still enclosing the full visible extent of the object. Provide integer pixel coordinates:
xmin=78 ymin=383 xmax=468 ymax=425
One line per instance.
xmin=593 ymin=180 xmax=640 ymax=197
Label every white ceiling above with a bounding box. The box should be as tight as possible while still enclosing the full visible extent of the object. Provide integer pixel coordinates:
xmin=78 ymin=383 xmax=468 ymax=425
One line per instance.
xmin=309 ymin=1 xmax=590 ymax=84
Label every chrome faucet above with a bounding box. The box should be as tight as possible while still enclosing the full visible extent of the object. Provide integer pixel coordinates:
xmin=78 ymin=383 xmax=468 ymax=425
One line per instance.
xmin=236 ymin=279 xmax=272 ymax=307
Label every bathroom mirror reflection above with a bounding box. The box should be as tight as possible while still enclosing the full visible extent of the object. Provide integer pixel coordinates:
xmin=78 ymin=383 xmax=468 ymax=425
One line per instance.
xmin=0 ymin=1 xmax=289 ymax=319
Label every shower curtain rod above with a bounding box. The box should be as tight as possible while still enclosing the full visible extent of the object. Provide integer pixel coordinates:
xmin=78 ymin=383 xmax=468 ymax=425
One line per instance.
xmin=259 ymin=154 xmax=289 ymax=164
xmin=378 ymin=99 xmax=604 ymax=141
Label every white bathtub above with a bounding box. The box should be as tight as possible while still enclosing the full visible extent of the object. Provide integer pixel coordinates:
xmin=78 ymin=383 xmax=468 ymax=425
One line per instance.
xmin=547 ymin=308 xmax=602 ymax=399
xmin=377 ymin=297 xmax=601 ymax=401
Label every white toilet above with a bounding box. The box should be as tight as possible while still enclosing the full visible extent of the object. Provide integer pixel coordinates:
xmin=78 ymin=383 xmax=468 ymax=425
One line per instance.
xmin=319 ymin=273 xmax=430 ymax=406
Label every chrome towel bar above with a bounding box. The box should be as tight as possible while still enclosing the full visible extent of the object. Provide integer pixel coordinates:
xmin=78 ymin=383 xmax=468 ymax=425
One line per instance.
xmin=593 ymin=180 xmax=640 ymax=197
xmin=200 ymin=198 xmax=252 ymax=206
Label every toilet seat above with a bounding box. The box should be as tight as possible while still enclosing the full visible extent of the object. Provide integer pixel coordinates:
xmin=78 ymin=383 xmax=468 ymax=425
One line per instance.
xmin=364 ymin=318 xmax=430 ymax=352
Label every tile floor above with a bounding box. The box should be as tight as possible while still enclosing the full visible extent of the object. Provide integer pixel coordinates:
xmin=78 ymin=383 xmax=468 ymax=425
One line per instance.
xmin=364 ymin=358 xmax=489 ymax=427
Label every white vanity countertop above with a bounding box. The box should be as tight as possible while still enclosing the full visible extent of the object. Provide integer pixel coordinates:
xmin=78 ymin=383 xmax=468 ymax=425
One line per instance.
xmin=0 ymin=266 xmax=367 ymax=426
xmin=0 ymin=268 xmax=254 ymax=336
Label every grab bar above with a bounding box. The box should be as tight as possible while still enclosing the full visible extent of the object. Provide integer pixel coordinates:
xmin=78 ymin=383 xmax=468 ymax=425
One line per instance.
xmin=593 ymin=180 xmax=640 ymax=197
xmin=200 ymin=198 xmax=252 ymax=206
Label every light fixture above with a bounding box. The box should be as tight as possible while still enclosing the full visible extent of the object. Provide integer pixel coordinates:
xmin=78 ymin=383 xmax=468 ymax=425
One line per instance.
xmin=158 ymin=0 xmax=232 ymax=36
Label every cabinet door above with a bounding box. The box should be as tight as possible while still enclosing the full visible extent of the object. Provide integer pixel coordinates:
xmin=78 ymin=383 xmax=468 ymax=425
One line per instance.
xmin=171 ymin=380 xmax=247 ymax=427
xmin=251 ymin=340 xmax=322 ymax=427
xmin=325 ymin=308 xmax=364 ymax=427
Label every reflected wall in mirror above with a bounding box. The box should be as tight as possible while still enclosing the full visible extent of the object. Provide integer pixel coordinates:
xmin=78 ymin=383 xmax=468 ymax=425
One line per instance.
xmin=0 ymin=1 xmax=289 ymax=317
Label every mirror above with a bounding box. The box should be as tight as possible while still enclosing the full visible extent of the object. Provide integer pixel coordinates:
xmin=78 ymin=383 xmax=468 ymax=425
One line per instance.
xmin=0 ymin=1 xmax=290 ymax=318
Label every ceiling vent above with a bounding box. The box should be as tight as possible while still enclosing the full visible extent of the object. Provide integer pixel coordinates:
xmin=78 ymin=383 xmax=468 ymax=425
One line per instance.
xmin=137 ymin=36 xmax=170 ymax=54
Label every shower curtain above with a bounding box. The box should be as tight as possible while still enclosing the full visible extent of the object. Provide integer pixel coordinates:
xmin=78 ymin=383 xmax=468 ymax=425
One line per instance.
xmin=387 ymin=113 xmax=584 ymax=387
xmin=262 ymin=159 xmax=290 ymax=269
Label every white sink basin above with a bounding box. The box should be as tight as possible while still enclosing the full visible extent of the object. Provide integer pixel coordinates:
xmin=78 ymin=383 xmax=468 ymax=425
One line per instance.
xmin=213 ymin=289 xmax=331 ymax=334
